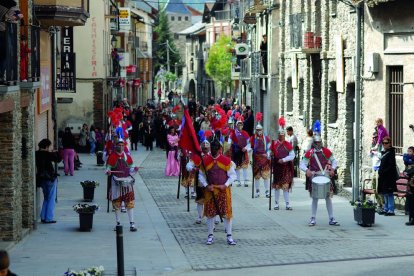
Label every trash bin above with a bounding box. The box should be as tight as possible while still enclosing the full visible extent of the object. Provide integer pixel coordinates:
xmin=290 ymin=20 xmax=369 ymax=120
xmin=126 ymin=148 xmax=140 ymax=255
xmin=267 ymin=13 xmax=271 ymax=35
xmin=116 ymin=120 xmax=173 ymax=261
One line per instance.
xmin=96 ymin=151 xmax=104 ymax=166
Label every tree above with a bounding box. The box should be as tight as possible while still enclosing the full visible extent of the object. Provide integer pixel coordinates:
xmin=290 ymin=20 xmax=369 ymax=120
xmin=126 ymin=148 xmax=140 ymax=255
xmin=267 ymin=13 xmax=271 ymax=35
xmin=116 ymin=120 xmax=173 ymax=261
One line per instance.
xmin=153 ymin=9 xmax=181 ymax=76
xmin=205 ymin=35 xmax=234 ymax=94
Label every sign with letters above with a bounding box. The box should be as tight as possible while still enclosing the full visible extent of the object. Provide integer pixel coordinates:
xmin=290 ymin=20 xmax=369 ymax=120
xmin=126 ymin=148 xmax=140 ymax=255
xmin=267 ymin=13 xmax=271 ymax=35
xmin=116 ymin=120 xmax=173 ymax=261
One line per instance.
xmin=58 ymin=26 xmax=76 ymax=92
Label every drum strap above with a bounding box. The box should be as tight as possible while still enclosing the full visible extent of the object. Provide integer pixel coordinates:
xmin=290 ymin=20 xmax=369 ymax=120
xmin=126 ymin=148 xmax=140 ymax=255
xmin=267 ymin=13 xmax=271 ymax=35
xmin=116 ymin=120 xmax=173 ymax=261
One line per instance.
xmin=314 ymin=154 xmax=326 ymax=176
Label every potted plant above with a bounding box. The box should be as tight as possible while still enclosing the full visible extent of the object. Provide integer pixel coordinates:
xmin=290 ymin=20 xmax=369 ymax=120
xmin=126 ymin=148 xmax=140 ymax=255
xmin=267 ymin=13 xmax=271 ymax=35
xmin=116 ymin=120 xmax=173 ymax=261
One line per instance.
xmin=350 ymin=199 xmax=376 ymax=227
xmin=73 ymin=203 xmax=99 ymax=231
xmin=65 ymin=266 xmax=104 ymax=276
xmin=80 ymin=180 xmax=99 ymax=202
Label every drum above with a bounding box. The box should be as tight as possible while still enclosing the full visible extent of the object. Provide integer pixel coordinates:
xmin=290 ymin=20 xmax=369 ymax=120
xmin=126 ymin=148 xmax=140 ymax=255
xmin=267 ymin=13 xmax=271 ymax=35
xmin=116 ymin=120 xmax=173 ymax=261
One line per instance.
xmin=113 ymin=176 xmax=135 ymax=187
xmin=311 ymin=175 xmax=331 ymax=199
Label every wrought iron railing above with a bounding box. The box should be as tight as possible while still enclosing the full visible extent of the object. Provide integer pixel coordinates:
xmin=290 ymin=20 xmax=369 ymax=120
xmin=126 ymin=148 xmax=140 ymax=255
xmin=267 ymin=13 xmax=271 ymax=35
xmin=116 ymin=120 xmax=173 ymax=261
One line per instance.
xmin=30 ymin=25 xmax=41 ymax=82
xmin=1 ymin=22 xmax=18 ymax=85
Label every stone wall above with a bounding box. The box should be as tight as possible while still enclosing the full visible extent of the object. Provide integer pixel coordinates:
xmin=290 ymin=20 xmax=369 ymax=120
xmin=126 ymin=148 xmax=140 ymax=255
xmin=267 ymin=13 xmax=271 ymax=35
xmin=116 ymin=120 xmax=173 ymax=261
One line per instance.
xmin=0 ymin=91 xmax=23 ymax=241
xmin=279 ymin=0 xmax=356 ymax=187
xmin=20 ymin=90 xmax=36 ymax=229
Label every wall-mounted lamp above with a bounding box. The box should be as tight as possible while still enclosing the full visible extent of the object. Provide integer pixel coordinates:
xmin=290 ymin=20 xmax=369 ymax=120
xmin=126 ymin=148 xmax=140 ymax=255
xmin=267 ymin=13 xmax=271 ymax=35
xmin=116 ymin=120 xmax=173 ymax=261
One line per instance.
xmin=111 ymin=35 xmax=118 ymax=47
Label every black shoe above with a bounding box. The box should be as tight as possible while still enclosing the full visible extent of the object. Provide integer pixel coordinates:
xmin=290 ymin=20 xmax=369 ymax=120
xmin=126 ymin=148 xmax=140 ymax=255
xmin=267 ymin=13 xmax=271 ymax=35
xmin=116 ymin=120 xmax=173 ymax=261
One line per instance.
xmin=377 ymin=210 xmax=386 ymax=215
xmin=406 ymin=220 xmax=414 ymax=226
xmin=385 ymin=212 xmax=395 ymax=216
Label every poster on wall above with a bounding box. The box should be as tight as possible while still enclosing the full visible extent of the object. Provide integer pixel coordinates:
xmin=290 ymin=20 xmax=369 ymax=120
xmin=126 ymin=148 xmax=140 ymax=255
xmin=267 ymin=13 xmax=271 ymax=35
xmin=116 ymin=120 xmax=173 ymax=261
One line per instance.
xmin=38 ymin=63 xmax=51 ymax=114
xmin=291 ymin=53 xmax=298 ymax=88
xmin=336 ymin=35 xmax=344 ymax=93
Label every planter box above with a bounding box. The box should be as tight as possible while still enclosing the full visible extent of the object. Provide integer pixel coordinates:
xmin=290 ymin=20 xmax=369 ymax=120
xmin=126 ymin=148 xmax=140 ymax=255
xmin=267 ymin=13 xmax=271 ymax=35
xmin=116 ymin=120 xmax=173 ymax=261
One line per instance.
xmin=79 ymin=212 xmax=94 ymax=232
xmin=354 ymin=207 xmax=375 ymax=227
xmin=83 ymin=186 xmax=95 ymax=202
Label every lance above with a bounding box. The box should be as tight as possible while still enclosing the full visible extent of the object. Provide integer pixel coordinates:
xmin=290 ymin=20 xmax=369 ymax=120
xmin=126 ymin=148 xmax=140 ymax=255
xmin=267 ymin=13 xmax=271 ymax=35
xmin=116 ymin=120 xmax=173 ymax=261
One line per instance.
xmin=269 ymin=156 xmax=273 ymax=211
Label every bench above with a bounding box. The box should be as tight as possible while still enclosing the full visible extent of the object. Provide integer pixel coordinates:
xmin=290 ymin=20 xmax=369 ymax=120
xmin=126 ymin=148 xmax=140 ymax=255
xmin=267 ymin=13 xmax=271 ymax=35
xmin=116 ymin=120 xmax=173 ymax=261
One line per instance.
xmin=394 ymin=178 xmax=409 ymax=205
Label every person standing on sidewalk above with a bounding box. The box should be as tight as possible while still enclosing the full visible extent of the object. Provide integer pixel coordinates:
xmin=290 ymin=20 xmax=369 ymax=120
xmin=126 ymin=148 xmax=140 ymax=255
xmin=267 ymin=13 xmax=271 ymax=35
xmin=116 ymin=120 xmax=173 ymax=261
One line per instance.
xmin=62 ymin=127 xmax=76 ymax=176
xmin=377 ymin=136 xmax=398 ymax=216
xmin=250 ymin=113 xmax=271 ymax=198
xmin=35 ymin=139 xmax=62 ymax=224
xmin=299 ymin=121 xmax=339 ymax=227
xmin=89 ymin=125 xmax=96 ymax=155
xmin=199 ymin=138 xmax=237 ymax=245
xmin=105 ymin=138 xmax=139 ymax=232
xmin=270 ymin=118 xmax=295 ymax=210
xmin=78 ymin=123 xmax=89 ymax=153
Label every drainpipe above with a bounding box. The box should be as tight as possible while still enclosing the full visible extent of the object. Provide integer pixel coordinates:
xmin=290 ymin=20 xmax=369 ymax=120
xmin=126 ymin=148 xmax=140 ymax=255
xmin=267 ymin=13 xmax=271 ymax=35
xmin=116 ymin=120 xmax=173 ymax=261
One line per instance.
xmin=353 ymin=3 xmax=363 ymax=201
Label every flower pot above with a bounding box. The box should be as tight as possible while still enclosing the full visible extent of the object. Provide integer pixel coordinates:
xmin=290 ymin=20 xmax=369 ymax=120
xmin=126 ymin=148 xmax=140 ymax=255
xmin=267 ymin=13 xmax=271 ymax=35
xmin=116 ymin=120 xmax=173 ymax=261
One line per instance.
xmin=354 ymin=207 xmax=375 ymax=227
xmin=79 ymin=212 xmax=94 ymax=231
xmin=83 ymin=186 xmax=95 ymax=202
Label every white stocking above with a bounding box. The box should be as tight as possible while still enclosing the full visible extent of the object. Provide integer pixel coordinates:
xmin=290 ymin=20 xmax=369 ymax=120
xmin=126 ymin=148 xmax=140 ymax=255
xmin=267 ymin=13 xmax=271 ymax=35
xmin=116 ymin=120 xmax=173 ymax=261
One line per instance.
xmin=312 ymin=198 xmax=318 ymax=218
xmin=325 ymin=197 xmax=334 ymax=219
xmin=243 ymin=169 xmax=248 ymax=181
xmin=115 ymin=210 xmax=121 ymax=224
xmin=223 ymin=219 xmax=228 ymax=233
xmin=190 ymin=186 xmax=194 ymax=194
xmin=225 ymin=219 xmax=232 ymax=236
xmin=264 ymin=179 xmax=270 ymax=191
xmin=127 ymin=208 xmax=134 ymax=223
xmin=254 ymin=179 xmax=260 ymax=191
xmin=274 ymin=189 xmax=280 ymax=205
xmin=236 ymin=169 xmax=241 ymax=181
xmin=283 ymin=191 xmax=290 ymax=205
xmin=207 ymin=218 xmax=215 ymax=235
xmin=197 ymin=203 xmax=203 ymax=219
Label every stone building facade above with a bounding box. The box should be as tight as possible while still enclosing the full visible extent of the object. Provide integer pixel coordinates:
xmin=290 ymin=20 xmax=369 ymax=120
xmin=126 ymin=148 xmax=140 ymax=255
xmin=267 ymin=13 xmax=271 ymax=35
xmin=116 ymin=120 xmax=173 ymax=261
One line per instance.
xmin=361 ymin=0 xmax=414 ymax=166
xmin=0 ymin=0 xmax=89 ymax=242
xmin=279 ymin=0 xmax=358 ymax=187
xmin=164 ymin=0 xmax=193 ymax=69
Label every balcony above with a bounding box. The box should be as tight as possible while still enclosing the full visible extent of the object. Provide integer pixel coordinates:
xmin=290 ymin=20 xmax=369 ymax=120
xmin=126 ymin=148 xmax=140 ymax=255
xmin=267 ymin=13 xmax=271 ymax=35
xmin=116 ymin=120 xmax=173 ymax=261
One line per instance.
xmin=240 ymin=58 xmax=251 ymax=80
xmin=214 ymin=10 xmax=231 ymax=21
xmin=34 ymin=0 xmax=90 ymax=27
xmin=0 ymin=22 xmax=18 ymax=87
xmin=29 ymin=25 xmax=41 ymax=82
xmin=245 ymin=0 xmax=272 ymax=14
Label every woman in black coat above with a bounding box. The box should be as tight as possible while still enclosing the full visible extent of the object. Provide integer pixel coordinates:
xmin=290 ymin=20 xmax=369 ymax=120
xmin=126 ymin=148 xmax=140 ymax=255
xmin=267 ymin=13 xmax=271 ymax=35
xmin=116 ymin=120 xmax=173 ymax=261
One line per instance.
xmin=377 ymin=136 xmax=398 ymax=216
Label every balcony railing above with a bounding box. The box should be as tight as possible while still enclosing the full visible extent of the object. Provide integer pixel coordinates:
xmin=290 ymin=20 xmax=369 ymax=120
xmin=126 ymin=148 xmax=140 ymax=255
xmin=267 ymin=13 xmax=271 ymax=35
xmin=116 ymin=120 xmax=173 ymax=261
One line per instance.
xmin=245 ymin=0 xmax=271 ymax=14
xmin=240 ymin=58 xmax=250 ymax=80
xmin=0 ymin=22 xmax=18 ymax=86
xmin=214 ymin=10 xmax=231 ymax=21
xmin=29 ymin=25 xmax=41 ymax=82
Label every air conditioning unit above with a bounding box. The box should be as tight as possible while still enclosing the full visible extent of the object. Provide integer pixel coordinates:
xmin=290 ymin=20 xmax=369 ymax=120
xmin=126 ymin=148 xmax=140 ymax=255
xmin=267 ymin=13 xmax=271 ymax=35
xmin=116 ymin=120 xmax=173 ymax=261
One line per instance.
xmin=235 ymin=43 xmax=249 ymax=55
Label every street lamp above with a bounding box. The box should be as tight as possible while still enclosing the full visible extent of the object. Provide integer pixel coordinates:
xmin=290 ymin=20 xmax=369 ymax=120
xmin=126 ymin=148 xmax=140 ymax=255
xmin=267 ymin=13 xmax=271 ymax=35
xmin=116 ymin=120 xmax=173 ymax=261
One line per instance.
xmin=111 ymin=35 xmax=117 ymax=47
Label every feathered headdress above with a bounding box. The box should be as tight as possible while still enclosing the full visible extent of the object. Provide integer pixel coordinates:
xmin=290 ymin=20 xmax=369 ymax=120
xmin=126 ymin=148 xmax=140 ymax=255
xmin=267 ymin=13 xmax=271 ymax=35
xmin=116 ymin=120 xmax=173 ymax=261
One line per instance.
xmin=313 ymin=120 xmax=322 ymax=142
xmin=278 ymin=115 xmax=286 ymax=135
xmin=235 ymin=112 xmax=244 ymax=124
xmin=255 ymin=112 xmax=263 ymax=130
xmin=172 ymin=104 xmax=180 ymax=114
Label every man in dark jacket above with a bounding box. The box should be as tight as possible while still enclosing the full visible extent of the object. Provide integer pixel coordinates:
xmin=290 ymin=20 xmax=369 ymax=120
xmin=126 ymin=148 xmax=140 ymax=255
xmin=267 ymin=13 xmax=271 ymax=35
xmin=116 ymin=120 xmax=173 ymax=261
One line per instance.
xmin=243 ymin=108 xmax=254 ymax=136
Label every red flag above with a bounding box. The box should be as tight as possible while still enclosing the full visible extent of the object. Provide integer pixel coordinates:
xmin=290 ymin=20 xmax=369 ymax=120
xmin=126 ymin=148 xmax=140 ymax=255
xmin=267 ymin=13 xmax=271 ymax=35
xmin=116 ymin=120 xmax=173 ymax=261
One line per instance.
xmin=179 ymin=107 xmax=201 ymax=154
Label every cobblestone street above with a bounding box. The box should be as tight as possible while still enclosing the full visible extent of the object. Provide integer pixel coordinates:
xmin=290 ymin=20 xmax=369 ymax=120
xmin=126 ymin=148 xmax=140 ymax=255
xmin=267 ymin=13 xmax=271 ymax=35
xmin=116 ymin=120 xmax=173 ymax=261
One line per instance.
xmin=7 ymin=147 xmax=414 ymax=275
xmin=141 ymin=149 xmax=414 ymax=271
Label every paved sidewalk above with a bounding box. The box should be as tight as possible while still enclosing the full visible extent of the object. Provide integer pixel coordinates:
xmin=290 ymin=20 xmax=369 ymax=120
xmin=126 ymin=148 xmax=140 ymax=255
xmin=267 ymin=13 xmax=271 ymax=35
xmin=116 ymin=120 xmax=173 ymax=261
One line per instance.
xmin=9 ymin=146 xmax=192 ymax=275
xmin=8 ymin=147 xmax=414 ymax=275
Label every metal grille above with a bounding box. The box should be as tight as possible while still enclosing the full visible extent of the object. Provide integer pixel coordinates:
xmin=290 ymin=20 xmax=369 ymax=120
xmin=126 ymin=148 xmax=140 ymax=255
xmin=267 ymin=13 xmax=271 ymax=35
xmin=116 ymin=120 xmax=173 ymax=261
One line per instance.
xmin=388 ymin=66 xmax=404 ymax=154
